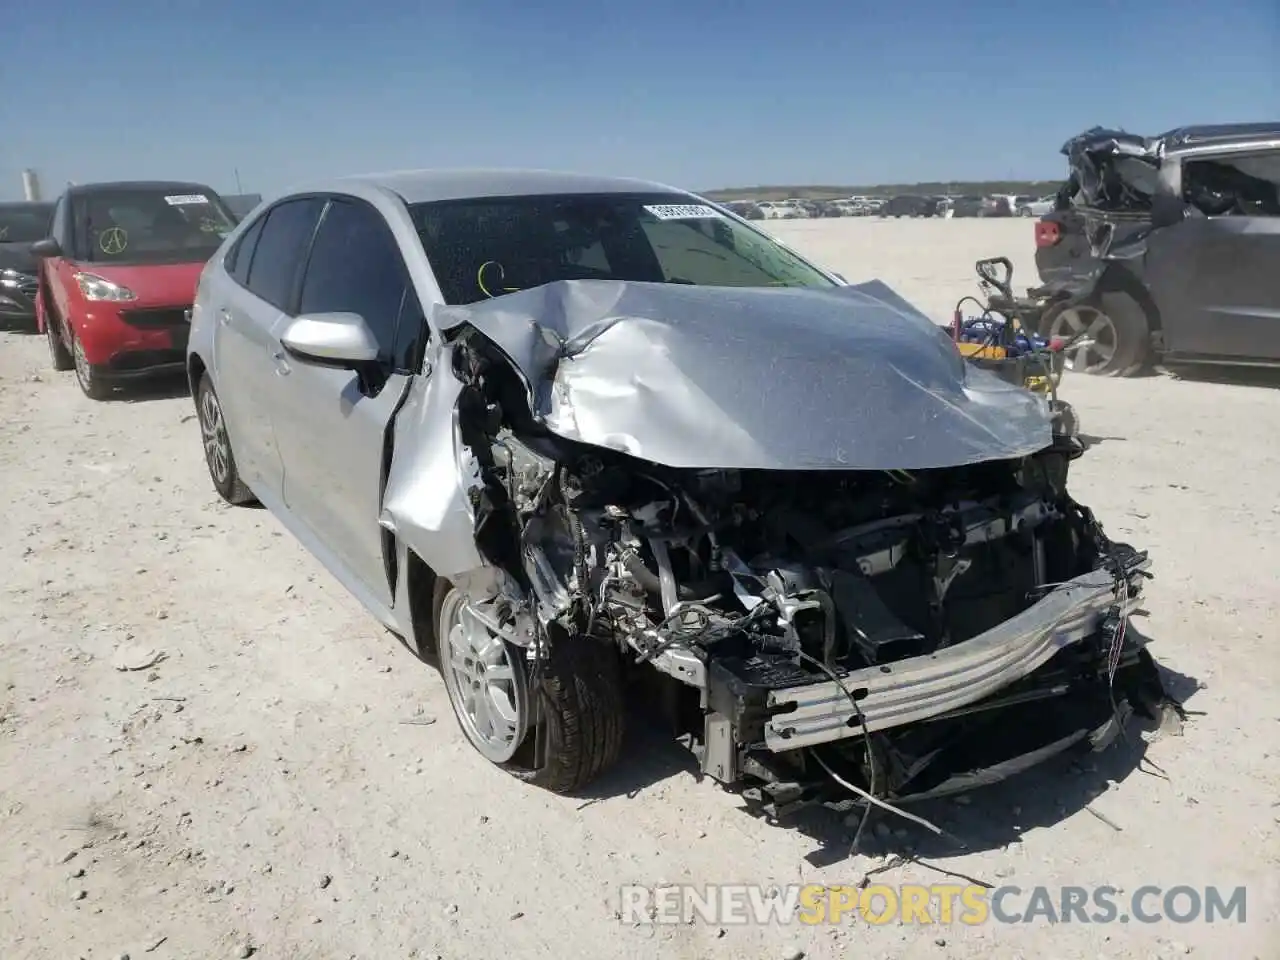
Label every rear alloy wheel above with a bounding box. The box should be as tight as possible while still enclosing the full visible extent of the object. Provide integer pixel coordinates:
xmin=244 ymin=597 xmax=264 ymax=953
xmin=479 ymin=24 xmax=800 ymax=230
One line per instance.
xmin=1045 ymin=292 xmax=1150 ymax=377
xmin=45 ymin=313 xmax=73 ymax=372
xmin=71 ymin=332 xmax=112 ymax=400
xmin=434 ymin=582 xmax=624 ymax=795
xmin=196 ymin=374 xmax=256 ymax=505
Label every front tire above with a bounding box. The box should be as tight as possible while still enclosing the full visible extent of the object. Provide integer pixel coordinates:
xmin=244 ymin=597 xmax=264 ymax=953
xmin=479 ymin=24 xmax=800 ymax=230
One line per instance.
xmin=45 ymin=310 xmax=73 ymax=372
xmin=434 ymin=581 xmax=624 ymax=794
xmin=196 ymin=374 xmax=255 ymax=505
xmin=71 ymin=331 xmax=112 ymax=400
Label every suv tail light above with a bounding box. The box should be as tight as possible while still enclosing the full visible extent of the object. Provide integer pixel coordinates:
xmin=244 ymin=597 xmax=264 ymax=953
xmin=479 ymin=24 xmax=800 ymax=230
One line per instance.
xmin=1035 ymin=220 xmax=1061 ymax=248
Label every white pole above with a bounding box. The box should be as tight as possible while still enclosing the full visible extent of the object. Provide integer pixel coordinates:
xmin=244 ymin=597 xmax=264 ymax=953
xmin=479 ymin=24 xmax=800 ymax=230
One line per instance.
xmin=21 ymin=169 xmax=42 ymax=201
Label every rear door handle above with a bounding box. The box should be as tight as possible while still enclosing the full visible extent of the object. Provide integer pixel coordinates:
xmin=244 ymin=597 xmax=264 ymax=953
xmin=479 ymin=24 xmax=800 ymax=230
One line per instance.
xmin=218 ymin=309 xmax=232 ymax=326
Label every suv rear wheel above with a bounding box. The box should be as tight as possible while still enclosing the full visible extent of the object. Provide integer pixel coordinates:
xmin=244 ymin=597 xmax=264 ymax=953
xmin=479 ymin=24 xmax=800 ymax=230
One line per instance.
xmin=1044 ymin=291 xmax=1151 ymax=377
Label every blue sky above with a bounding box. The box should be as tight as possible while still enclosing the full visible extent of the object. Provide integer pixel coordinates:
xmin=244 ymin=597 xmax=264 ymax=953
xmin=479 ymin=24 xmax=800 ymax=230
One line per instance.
xmin=3 ymin=0 xmax=1276 ymax=200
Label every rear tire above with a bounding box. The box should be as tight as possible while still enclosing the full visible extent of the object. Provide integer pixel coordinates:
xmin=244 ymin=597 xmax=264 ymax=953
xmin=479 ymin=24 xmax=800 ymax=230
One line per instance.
xmin=1099 ymin=291 xmax=1153 ymax=376
xmin=433 ymin=580 xmax=624 ymax=795
xmin=45 ymin=310 xmax=73 ymax=372
xmin=1043 ymin=292 xmax=1151 ymax=377
xmin=196 ymin=374 xmax=256 ymax=505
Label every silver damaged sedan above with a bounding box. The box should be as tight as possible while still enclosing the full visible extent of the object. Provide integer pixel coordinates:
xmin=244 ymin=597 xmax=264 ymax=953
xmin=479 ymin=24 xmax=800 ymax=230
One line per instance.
xmin=186 ymin=170 xmax=1176 ymax=815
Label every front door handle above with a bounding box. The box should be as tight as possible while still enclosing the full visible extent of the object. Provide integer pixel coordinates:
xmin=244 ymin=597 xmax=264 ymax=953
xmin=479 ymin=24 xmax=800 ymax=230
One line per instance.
xmin=218 ymin=308 xmax=232 ymax=326
xmin=271 ymin=348 xmax=291 ymax=375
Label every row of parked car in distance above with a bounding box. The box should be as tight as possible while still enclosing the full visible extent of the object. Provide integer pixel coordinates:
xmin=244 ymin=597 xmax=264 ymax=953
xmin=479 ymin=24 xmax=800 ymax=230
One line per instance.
xmin=720 ymin=193 xmax=1055 ymax=220
xmin=4 ymin=119 xmax=1278 ymax=404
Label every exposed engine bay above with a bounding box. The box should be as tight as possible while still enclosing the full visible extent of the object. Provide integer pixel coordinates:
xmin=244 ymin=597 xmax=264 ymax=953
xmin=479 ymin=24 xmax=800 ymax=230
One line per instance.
xmin=440 ymin=316 xmax=1171 ymax=817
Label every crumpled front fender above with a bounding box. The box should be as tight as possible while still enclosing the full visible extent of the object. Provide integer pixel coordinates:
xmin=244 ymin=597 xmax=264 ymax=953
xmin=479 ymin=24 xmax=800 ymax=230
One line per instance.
xmin=378 ymin=339 xmax=489 ymax=584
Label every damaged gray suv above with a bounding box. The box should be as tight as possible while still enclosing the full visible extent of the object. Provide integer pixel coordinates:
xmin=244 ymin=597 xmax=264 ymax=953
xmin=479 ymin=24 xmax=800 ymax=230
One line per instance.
xmin=1036 ymin=123 xmax=1280 ymax=375
xmin=186 ymin=170 xmax=1172 ymax=812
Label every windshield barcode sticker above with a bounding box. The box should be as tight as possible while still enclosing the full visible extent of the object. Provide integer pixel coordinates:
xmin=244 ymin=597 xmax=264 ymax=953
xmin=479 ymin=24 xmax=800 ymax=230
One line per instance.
xmin=164 ymin=194 xmax=210 ymax=206
xmin=642 ymin=204 xmax=722 ymax=221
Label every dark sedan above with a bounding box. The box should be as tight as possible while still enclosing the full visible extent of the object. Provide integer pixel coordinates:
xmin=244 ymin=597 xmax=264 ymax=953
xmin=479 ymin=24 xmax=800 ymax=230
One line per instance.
xmin=0 ymin=201 xmax=54 ymax=328
xmin=881 ymin=195 xmax=931 ymax=218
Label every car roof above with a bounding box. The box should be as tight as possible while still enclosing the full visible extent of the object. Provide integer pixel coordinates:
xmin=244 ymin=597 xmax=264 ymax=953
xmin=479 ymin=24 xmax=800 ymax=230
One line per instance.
xmin=283 ymin=168 xmax=689 ymax=205
xmin=1160 ymin=122 xmax=1280 ymax=153
xmin=64 ymin=180 xmax=220 ymax=198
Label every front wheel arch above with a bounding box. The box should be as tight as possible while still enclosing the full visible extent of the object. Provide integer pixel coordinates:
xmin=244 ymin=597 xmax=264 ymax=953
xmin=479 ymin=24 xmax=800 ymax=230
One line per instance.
xmin=36 ymin=281 xmax=53 ymax=334
xmin=187 ymin=353 xmax=208 ymax=401
xmin=405 ymin=550 xmax=441 ymax=664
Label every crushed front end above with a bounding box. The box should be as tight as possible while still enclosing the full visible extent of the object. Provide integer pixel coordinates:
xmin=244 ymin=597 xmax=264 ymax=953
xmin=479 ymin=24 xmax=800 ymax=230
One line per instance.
xmin=400 ymin=279 xmax=1173 ymax=811
xmin=451 ymin=349 xmax=1167 ymax=815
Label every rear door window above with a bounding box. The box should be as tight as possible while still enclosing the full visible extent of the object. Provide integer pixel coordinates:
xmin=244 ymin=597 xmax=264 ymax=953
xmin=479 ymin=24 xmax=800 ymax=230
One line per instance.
xmin=1182 ymin=151 xmax=1280 ymax=216
xmin=245 ymin=198 xmax=324 ymax=311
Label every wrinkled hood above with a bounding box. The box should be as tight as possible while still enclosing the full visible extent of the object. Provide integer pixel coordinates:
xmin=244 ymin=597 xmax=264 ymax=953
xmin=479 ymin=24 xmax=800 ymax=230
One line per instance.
xmin=435 ymin=279 xmax=1052 ymax=471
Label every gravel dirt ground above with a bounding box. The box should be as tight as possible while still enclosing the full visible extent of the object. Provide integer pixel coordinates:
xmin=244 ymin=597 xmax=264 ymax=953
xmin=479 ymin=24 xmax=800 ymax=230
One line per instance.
xmin=1 ymin=218 xmax=1277 ymax=960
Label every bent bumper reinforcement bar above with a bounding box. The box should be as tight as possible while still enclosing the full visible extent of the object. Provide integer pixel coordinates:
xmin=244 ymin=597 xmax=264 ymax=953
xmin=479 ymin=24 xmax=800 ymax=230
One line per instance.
xmin=763 ymin=559 xmax=1151 ymax=751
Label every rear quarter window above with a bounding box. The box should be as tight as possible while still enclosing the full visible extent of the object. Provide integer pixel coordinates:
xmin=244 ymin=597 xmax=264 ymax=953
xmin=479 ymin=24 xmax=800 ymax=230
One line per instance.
xmin=226 ymin=215 xmax=266 ymax=285
xmin=243 ymin=198 xmax=324 ymax=311
xmin=1182 ymin=152 xmax=1280 ymax=216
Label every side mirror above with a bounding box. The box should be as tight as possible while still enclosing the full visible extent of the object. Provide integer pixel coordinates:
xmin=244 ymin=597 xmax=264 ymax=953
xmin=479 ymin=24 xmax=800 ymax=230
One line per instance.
xmin=30 ymin=238 xmax=61 ymax=258
xmin=280 ymin=312 xmax=380 ymax=368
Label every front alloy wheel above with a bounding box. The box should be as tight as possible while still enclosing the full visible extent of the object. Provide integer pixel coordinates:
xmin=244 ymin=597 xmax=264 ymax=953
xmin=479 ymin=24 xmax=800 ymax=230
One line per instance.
xmin=72 ymin=334 xmax=111 ymax=400
xmin=438 ymin=588 xmax=530 ymax=764
xmin=431 ymin=581 xmax=625 ymax=794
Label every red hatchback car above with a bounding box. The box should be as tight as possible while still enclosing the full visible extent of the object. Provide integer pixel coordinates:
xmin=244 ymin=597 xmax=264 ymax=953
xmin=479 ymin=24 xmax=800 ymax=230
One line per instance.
xmin=32 ymin=181 xmax=238 ymax=399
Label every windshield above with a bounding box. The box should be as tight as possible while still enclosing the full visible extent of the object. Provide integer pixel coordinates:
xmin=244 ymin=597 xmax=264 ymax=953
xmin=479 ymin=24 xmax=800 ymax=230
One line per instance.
xmin=0 ymin=204 xmax=53 ymax=244
xmin=409 ymin=192 xmax=835 ymax=305
xmin=73 ymin=188 xmax=236 ymax=264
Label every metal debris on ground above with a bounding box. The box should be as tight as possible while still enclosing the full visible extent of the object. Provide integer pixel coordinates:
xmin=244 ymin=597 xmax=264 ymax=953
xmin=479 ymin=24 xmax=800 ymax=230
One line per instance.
xmin=112 ymin=646 xmax=167 ymax=672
